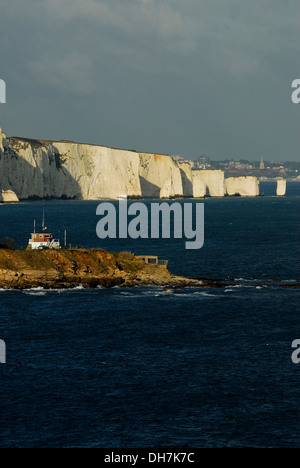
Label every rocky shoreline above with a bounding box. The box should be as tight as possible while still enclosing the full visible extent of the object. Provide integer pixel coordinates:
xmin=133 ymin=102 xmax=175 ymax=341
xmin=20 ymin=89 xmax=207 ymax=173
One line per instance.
xmin=0 ymin=248 xmax=198 ymax=290
xmin=0 ymin=248 xmax=298 ymax=291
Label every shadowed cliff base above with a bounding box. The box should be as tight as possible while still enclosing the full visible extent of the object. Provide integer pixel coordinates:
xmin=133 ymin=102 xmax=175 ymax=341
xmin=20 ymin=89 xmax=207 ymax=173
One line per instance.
xmin=180 ymin=168 xmax=193 ymax=197
xmin=139 ymin=176 xmax=161 ymax=198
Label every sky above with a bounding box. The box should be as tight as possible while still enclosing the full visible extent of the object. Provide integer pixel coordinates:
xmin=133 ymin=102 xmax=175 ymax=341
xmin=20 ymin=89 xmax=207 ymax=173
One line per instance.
xmin=0 ymin=0 xmax=299 ymax=161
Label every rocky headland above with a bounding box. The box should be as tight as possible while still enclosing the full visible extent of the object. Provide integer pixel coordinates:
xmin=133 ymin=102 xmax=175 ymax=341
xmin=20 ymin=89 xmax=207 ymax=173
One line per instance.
xmin=0 ymin=248 xmax=298 ymax=290
xmin=0 ymin=248 xmax=197 ymax=290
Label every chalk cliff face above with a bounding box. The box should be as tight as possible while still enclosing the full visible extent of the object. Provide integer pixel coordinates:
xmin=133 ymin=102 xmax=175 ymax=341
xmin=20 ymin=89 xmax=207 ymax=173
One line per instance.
xmin=0 ymin=129 xmax=268 ymax=201
xmin=139 ymin=153 xmax=184 ymax=198
xmin=52 ymin=142 xmax=141 ymax=199
xmin=178 ymin=162 xmax=193 ymax=197
xmin=192 ymin=170 xmax=225 ymax=197
xmin=0 ymin=138 xmax=82 ymax=199
xmin=225 ymin=176 xmax=259 ymax=197
xmin=0 ymin=134 xmax=142 ymax=200
xmin=276 ymin=178 xmax=286 ymax=197
xmin=192 ymin=172 xmax=207 ymax=198
xmin=0 ymin=130 xmax=195 ymax=200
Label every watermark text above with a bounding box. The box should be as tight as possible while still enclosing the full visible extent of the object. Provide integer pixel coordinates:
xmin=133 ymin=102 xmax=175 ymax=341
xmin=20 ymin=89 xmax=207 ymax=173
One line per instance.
xmin=291 ymin=79 xmax=300 ymax=104
xmin=0 ymin=79 xmax=6 ymax=103
xmin=0 ymin=340 xmax=6 ymax=364
xmin=291 ymin=340 xmax=300 ymax=364
xmin=96 ymin=196 xmax=204 ymax=250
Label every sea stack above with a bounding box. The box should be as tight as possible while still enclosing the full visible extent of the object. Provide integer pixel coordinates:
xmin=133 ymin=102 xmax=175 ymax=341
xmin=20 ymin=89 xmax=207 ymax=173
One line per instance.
xmin=276 ymin=178 xmax=286 ymax=197
xmin=0 ymin=190 xmax=19 ymax=203
xmin=225 ymin=176 xmax=260 ymax=197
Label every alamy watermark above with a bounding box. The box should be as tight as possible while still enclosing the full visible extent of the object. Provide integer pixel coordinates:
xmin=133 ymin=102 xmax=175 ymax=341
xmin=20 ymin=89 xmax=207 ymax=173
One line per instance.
xmin=0 ymin=340 xmax=6 ymax=364
xmin=291 ymin=340 xmax=300 ymax=365
xmin=291 ymin=79 xmax=300 ymax=104
xmin=96 ymin=196 xmax=204 ymax=250
xmin=0 ymin=79 xmax=6 ymax=103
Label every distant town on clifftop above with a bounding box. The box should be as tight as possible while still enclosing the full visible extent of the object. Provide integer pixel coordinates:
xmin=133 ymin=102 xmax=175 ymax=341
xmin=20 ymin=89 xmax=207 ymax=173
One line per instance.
xmin=174 ymin=155 xmax=300 ymax=181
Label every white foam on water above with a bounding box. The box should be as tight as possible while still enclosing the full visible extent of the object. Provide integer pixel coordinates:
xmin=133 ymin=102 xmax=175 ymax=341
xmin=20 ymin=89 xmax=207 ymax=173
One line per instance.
xmin=231 ymin=284 xmax=255 ymax=289
xmin=22 ymin=287 xmax=46 ymax=296
xmin=155 ymin=290 xmax=173 ymax=297
xmin=19 ymin=285 xmax=89 ymax=295
xmin=194 ymin=291 xmax=216 ymax=297
xmin=23 ymin=290 xmax=47 ymax=296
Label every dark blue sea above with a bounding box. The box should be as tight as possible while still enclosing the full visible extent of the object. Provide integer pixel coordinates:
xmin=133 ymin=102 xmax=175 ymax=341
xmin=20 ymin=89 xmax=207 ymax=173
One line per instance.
xmin=0 ymin=182 xmax=299 ymax=448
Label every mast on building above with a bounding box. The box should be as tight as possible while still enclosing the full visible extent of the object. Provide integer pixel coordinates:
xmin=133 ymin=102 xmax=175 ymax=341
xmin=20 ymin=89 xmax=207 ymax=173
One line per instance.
xmin=28 ymin=212 xmax=60 ymax=250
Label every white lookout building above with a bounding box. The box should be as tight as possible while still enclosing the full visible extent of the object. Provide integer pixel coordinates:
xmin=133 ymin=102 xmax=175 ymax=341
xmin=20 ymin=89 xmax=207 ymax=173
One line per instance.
xmin=28 ymin=216 xmax=61 ymax=250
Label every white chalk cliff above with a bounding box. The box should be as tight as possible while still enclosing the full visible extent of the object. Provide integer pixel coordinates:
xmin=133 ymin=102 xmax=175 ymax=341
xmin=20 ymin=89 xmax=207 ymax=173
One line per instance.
xmin=178 ymin=162 xmax=193 ymax=197
xmin=139 ymin=153 xmax=184 ymax=198
xmin=0 ymin=130 xmax=194 ymax=200
xmin=225 ymin=176 xmax=259 ymax=197
xmin=0 ymin=129 xmax=276 ymax=201
xmin=192 ymin=172 xmax=207 ymax=198
xmin=0 ymin=134 xmax=141 ymax=200
xmin=276 ymin=178 xmax=286 ymax=197
xmin=52 ymin=142 xmax=141 ymax=200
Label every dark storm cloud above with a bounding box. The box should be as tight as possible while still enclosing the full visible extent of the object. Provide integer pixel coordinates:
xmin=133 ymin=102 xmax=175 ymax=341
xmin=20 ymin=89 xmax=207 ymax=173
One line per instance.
xmin=0 ymin=0 xmax=299 ymax=160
